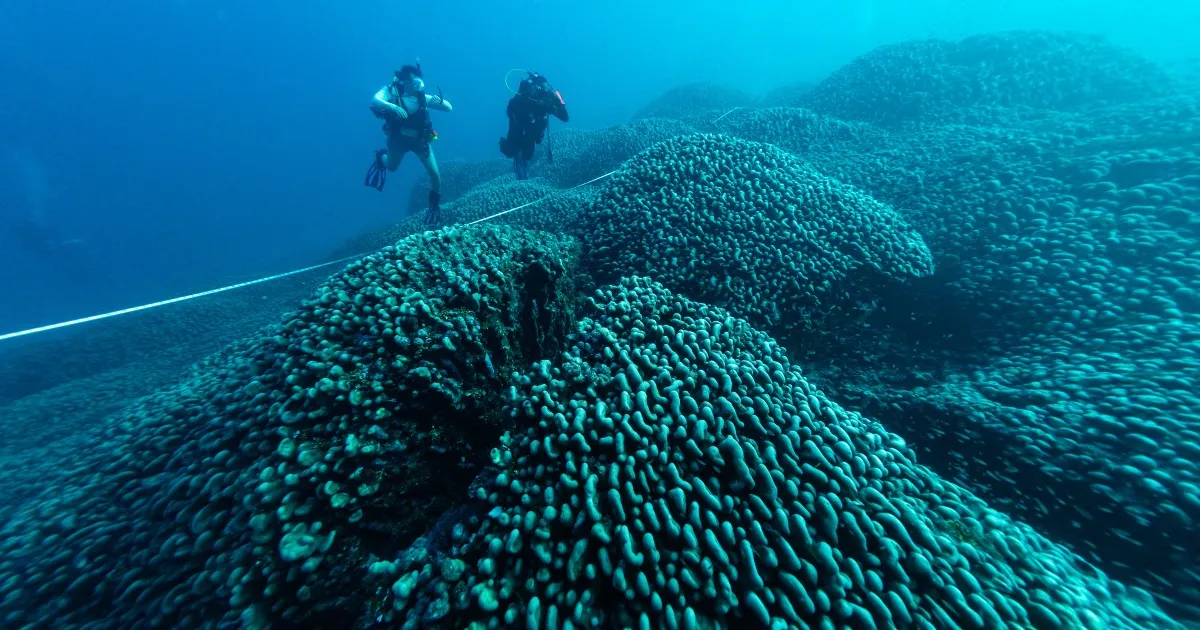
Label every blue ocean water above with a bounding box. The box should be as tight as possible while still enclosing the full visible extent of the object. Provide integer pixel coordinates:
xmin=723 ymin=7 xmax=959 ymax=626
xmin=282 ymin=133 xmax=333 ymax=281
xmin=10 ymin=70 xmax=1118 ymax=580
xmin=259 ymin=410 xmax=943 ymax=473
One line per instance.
xmin=2 ymin=0 xmax=1194 ymax=333
xmin=1 ymin=0 xmax=1199 ymax=628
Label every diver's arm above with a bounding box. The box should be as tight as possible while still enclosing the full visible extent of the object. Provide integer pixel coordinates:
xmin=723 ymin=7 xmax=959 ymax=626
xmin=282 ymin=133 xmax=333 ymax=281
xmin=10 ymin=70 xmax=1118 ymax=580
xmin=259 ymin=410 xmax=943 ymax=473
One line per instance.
xmin=427 ymin=93 xmax=453 ymax=112
xmin=542 ymin=89 xmax=568 ymax=122
xmin=371 ymin=87 xmax=406 ymax=117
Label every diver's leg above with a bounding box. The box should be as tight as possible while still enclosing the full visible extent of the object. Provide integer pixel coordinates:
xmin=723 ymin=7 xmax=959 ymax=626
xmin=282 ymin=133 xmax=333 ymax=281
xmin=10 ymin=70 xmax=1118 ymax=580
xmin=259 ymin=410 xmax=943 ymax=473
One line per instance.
xmin=417 ymin=148 xmax=442 ymax=224
xmin=424 ymin=148 xmax=439 ymax=193
xmin=420 ymin=148 xmax=441 ymax=193
xmin=519 ymin=141 xmax=536 ymax=179
xmin=384 ymin=132 xmax=407 ymax=172
xmin=508 ymin=135 xmax=523 ymax=177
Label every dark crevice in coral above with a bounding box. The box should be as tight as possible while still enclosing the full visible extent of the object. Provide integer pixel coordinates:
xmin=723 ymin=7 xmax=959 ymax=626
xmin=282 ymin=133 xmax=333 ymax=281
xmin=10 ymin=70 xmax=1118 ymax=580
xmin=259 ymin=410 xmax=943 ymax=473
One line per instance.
xmin=518 ymin=261 xmax=556 ymax=362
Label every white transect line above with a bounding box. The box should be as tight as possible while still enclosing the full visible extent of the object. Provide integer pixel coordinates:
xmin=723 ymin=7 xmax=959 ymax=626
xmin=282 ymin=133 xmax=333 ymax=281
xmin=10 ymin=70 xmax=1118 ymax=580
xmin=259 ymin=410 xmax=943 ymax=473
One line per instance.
xmin=0 ymin=107 xmax=742 ymax=343
xmin=706 ymin=107 xmax=741 ymax=126
xmin=464 ymin=170 xmax=620 ymax=226
xmin=0 ymin=254 xmax=366 ymax=342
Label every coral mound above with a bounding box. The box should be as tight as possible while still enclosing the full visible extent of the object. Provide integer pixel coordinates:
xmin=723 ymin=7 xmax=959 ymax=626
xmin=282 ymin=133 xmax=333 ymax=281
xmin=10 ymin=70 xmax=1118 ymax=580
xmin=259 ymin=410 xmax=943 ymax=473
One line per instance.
xmin=803 ymin=31 xmax=1177 ymax=128
xmin=378 ymin=276 xmax=1178 ymax=629
xmin=0 ymin=226 xmax=580 ymax=629
xmin=583 ymin=133 xmax=934 ymax=335
xmin=631 ymin=81 xmax=754 ymax=122
xmin=2 ymin=27 xmax=1197 ymax=629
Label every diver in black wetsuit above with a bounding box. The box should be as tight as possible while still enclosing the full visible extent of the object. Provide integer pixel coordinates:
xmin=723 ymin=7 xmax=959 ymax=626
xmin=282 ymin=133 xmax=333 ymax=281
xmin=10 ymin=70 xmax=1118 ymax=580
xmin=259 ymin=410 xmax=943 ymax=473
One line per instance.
xmin=498 ymin=72 xmax=568 ymax=180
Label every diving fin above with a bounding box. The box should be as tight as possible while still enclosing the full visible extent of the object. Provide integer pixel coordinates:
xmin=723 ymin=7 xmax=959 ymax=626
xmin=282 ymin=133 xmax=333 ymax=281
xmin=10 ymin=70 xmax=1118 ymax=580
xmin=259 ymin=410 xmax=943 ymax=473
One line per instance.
xmin=424 ymin=189 xmax=441 ymax=226
xmin=365 ymin=149 xmax=387 ymax=191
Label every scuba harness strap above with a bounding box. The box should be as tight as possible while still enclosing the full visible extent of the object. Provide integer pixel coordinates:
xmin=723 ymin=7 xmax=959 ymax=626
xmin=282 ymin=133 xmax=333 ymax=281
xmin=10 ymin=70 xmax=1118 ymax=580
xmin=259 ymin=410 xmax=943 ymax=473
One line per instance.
xmin=385 ymin=86 xmax=438 ymax=143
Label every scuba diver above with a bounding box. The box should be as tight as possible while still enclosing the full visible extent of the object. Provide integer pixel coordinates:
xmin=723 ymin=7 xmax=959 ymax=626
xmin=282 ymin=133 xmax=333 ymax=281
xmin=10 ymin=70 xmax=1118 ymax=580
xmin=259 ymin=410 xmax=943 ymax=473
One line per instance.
xmin=364 ymin=60 xmax=453 ymax=225
xmin=498 ymin=71 xmax=568 ymax=180
xmin=1 ymin=212 xmax=92 ymax=284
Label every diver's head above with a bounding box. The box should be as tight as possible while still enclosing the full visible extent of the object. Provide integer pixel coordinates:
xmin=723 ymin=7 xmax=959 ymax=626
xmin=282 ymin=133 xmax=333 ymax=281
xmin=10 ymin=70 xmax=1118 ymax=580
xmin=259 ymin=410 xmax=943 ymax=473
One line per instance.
xmin=395 ymin=64 xmax=425 ymax=92
xmin=519 ymin=72 xmax=549 ymax=97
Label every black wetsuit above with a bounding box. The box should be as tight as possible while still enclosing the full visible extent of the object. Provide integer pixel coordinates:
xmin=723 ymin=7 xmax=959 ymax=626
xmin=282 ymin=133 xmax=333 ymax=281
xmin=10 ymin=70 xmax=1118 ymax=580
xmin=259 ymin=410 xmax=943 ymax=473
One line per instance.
xmin=500 ymin=90 xmax=569 ymax=162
